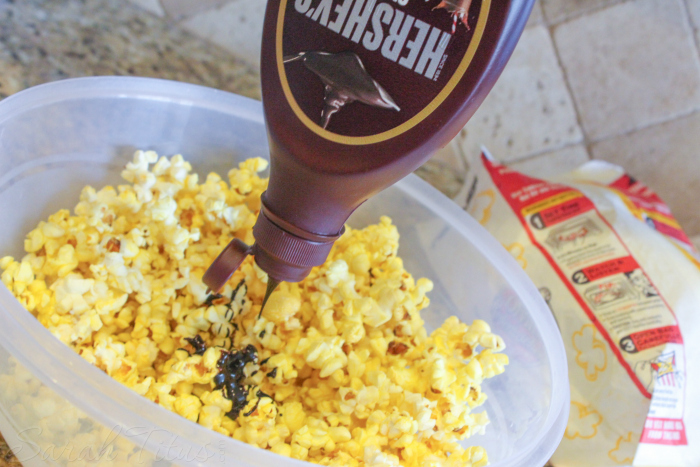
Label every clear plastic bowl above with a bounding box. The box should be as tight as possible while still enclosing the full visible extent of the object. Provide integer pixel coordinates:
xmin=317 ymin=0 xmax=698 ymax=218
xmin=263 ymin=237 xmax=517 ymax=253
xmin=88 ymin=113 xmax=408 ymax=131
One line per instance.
xmin=0 ymin=77 xmax=568 ymax=467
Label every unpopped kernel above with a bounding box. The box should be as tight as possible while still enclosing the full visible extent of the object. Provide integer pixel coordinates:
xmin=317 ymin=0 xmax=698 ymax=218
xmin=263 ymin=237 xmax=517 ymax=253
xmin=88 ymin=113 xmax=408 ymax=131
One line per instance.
xmin=1 ymin=151 xmax=508 ymax=467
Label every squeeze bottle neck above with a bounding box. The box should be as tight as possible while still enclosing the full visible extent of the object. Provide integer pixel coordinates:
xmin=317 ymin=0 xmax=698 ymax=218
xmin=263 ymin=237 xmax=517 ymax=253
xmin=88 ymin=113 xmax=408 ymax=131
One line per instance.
xmin=203 ymin=0 xmax=534 ymax=292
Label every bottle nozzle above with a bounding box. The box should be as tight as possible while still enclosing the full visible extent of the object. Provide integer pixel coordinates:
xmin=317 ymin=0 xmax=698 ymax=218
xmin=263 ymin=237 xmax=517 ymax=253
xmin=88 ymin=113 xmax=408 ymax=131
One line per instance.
xmin=259 ymin=276 xmax=281 ymax=319
xmin=202 ymin=237 xmax=281 ymax=318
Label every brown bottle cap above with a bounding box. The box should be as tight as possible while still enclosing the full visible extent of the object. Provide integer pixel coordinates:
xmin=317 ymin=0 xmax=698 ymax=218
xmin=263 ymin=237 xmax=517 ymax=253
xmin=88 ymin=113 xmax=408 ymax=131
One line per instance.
xmin=252 ymin=197 xmax=344 ymax=282
xmin=202 ymin=238 xmax=252 ymax=293
xmin=202 ymin=194 xmax=344 ymax=290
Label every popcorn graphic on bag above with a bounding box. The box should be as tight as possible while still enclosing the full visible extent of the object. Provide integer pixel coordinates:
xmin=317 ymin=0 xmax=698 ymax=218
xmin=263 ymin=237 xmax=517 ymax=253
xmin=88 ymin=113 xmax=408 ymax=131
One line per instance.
xmin=572 ymin=325 xmax=607 ymax=382
xmin=565 ymin=402 xmax=603 ymax=440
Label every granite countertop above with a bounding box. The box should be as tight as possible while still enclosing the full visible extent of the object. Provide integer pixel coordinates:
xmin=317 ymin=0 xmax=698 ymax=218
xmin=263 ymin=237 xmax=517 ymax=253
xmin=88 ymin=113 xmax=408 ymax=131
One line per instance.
xmin=0 ymin=0 xmax=462 ymax=463
xmin=0 ymin=0 xmax=260 ymax=100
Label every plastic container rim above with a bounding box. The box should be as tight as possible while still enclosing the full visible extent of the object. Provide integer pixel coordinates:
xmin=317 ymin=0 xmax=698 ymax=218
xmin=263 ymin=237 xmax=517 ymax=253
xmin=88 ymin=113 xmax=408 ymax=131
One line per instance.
xmin=0 ymin=76 xmax=568 ymax=466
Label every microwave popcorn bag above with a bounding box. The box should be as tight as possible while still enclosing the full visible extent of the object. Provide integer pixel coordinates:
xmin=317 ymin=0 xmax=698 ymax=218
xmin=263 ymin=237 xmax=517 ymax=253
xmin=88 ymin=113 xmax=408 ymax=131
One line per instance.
xmin=460 ymin=151 xmax=700 ymax=467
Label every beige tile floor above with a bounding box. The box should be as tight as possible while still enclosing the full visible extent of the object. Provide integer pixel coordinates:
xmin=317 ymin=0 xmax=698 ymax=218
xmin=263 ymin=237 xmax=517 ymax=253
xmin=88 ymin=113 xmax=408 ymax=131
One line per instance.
xmin=128 ymin=0 xmax=700 ymax=237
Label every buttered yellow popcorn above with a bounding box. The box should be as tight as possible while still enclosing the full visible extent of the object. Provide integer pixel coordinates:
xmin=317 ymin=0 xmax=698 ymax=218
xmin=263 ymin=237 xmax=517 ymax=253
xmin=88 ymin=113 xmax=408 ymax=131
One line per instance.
xmin=1 ymin=151 xmax=508 ymax=467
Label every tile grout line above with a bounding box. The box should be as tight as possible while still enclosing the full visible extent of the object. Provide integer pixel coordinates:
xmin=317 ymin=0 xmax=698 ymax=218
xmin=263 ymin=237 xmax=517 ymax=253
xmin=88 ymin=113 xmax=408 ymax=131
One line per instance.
xmin=541 ymin=0 xmax=632 ymax=29
xmin=158 ymin=0 xmax=240 ymax=22
xmin=506 ymin=141 xmax=586 ymax=164
xmin=545 ymin=21 xmax=593 ymax=161
xmin=544 ymin=0 xmax=699 ymax=159
xmin=587 ymin=107 xmax=700 ymax=148
xmin=542 ymin=0 xmax=639 ymax=160
xmin=465 ymin=4 xmax=618 ymax=168
xmin=680 ymin=0 xmax=700 ymax=64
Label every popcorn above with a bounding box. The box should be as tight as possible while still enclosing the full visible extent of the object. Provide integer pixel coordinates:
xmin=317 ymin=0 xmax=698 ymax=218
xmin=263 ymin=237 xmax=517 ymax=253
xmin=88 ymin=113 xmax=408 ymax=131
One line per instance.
xmin=1 ymin=151 xmax=508 ymax=467
xmin=262 ymin=289 xmax=301 ymax=324
xmin=174 ymin=394 xmax=202 ymax=422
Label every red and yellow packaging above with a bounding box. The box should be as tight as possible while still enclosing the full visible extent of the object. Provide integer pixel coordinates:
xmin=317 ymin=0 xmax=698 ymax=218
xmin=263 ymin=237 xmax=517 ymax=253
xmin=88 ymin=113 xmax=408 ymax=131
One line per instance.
xmin=463 ymin=151 xmax=700 ymax=466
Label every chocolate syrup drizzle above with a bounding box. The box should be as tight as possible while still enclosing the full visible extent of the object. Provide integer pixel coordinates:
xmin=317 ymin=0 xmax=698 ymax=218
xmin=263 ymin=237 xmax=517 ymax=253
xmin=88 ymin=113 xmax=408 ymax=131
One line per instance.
xmin=244 ymin=389 xmax=274 ymax=417
xmin=215 ymin=344 xmax=259 ymax=419
xmin=201 ymin=279 xmax=280 ymax=420
xmin=181 ymin=334 xmax=207 ymax=356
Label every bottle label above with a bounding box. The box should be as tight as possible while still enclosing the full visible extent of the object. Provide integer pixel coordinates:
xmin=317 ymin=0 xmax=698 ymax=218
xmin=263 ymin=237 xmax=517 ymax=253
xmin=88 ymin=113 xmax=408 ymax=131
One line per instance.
xmin=276 ymin=0 xmax=489 ymax=144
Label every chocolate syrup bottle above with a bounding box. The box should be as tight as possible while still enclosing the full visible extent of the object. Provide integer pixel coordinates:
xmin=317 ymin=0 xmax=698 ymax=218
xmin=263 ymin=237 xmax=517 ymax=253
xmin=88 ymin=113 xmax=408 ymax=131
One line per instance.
xmin=204 ymin=0 xmax=535 ymax=303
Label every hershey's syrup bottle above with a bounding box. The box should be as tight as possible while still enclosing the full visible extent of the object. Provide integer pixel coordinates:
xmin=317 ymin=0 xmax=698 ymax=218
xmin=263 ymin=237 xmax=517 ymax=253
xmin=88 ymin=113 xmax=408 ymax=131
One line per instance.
xmin=204 ymin=0 xmax=534 ymax=306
